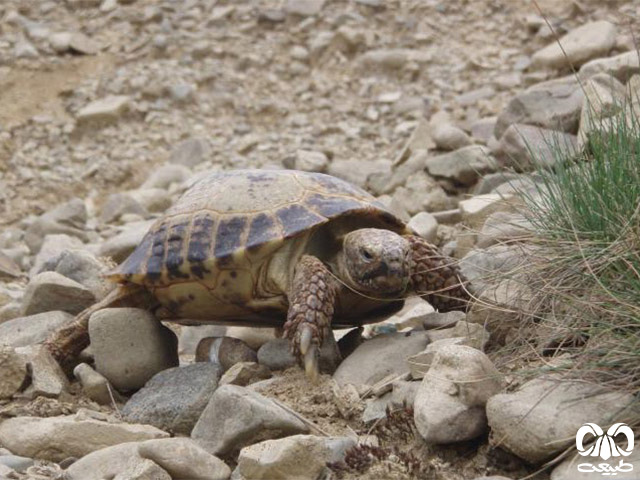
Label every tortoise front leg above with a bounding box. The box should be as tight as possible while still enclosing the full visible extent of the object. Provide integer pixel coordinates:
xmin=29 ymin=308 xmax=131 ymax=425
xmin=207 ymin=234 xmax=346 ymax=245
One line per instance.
xmin=405 ymin=235 xmax=471 ymax=312
xmin=283 ymin=255 xmax=339 ymax=381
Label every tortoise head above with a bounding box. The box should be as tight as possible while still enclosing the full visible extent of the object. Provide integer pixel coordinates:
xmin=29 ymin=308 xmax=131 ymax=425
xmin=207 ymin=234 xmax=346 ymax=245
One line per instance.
xmin=338 ymin=228 xmax=411 ymax=298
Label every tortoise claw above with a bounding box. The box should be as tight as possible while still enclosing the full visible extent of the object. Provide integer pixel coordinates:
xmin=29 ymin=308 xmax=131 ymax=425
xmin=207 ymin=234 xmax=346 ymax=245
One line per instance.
xmin=299 ymin=324 xmax=313 ymax=356
xmin=304 ymin=344 xmax=319 ymax=382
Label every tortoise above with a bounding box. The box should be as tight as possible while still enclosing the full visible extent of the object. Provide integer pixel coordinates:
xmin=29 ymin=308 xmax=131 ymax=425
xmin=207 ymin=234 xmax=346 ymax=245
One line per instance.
xmin=46 ymin=169 xmax=470 ymax=378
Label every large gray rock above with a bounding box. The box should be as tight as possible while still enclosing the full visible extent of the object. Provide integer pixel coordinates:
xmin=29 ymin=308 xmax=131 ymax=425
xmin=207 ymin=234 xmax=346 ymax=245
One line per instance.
xmin=0 ymin=413 xmax=168 ymax=462
xmin=191 ymin=384 xmax=309 ymax=457
xmin=531 ymin=21 xmax=617 ymax=70
xmin=425 ymin=145 xmax=496 ymax=186
xmin=414 ymin=345 xmax=504 ymax=444
xmin=333 ymin=331 xmax=429 ymax=388
xmin=139 ymin=437 xmax=231 ymax=480
xmin=21 ymin=271 xmax=95 ymax=316
xmin=495 ymin=124 xmax=577 ymax=171
xmin=89 ymin=308 xmax=179 ymax=391
xmin=0 ymin=311 xmax=74 ymax=347
xmin=495 ymin=76 xmax=584 ymax=138
xmin=0 ymin=346 xmax=27 ymax=399
xmin=486 ymin=377 xmax=640 ymax=463
xmin=122 ymin=363 xmax=221 ymax=435
xmin=237 ymin=435 xmax=355 ymax=480
xmin=24 ymin=199 xmax=88 ymax=253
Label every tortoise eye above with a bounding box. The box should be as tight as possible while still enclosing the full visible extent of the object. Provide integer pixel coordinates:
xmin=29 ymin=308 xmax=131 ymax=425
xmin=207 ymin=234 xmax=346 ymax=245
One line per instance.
xmin=361 ymin=248 xmax=373 ymax=261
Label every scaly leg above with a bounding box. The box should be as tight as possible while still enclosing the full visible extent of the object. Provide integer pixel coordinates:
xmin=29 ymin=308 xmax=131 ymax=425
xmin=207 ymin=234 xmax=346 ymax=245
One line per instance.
xmin=283 ymin=255 xmax=339 ymax=381
xmin=45 ymin=283 xmax=154 ymax=371
xmin=405 ymin=235 xmax=471 ymax=312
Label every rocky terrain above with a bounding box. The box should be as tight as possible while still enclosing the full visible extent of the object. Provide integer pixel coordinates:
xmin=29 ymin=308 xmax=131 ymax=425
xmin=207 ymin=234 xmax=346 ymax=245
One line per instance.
xmin=0 ymin=0 xmax=639 ymax=479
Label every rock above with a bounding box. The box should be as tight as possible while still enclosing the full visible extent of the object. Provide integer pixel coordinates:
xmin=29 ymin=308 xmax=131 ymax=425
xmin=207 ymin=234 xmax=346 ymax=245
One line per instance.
xmin=531 ymin=21 xmax=617 ymax=70
xmin=0 ymin=346 xmax=27 ymax=399
xmin=333 ymin=331 xmax=429 ymax=388
xmin=414 ymin=345 xmax=504 ymax=444
xmin=477 ymin=212 xmax=533 ymax=249
xmin=407 ymin=212 xmax=438 ymax=244
xmin=141 ymin=164 xmax=192 ymax=190
xmin=14 ymin=38 xmax=38 ymax=58
xmin=191 ymin=384 xmax=309 ymax=457
xmin=69 ymin=33 xmax=101 ymax=55
xmin=65 ymin=442 xmax=145 ymax=480
xmin=258 ymin=333 xmax=341 ymax=374
xmin=495 ymin=76 xmax=584 ymax=137
xmin=551 ymin=447 xmax=640 ymax=480
xmin=579 ymin=50 xmax=640 ymax=84
xmin=0 ymin=413 xmax=168 ymax=462
xmin=128 ymin=189 xmax=172 ymax=213
xmin=486 ymin=377 xmax=640 ymax=463
xmin=220 ymin=362 xmax=272 ymax=387
xmin=470 ymin=117 xmax=498 ymax=145
xmin=122 ymin=363 xmax=221 ymax=435
xmin=21 ymin=271 xmax=95 ymax=316
xmin=49 ymin=32 xmax=72 ymax=52
xmin=24 ymin=199 xmax=88 ymax=253
xmin=100 ymin=193 xmax=148 ymax=224
xmin=77 ymin=95 xmax=131 ymax=124
xmin=431 ymin=123 xmax=473 ymax=151
xmin=0 ymin=251 xmax=20 ymax=278
xmin=328 ymin=159 xmax=391 ymax=188
xmin=472 ymin=172 xmax=529 ymax=196
xmin=362 ymin=393 xmax=392 ymax=423
xmin=139 ymin=438 xmax=231 ymax=480
xmin=114 ymin=458 xmax=171 ymax=480
xmin=391 ymin=172 xmax=452 ymax=215
xmin=495 ymin=124 xmax=578 ymax=171
xmin=195 ymin=337 xmax=257 ymax=371
xmin=225 ymin=327 xmax=277 ymax=350
xmin=74 ymin=363 xmax=122 ymax=405
xmin=460 ymin=244 xmax=529 ymax=292
xmin=169 ymin=138 xmax=211 ymax=168
xmin=31 ymin=234 xmax=85 ymax=277
xmin=422 ymin=311 xmax=466 ymax=330
xmin=285 ymin=149 xmax=329 ymax=172
xmin=89 ymin=308 xmax=179 ymax=391
xmin=368 ymin=150 xmax=428 ymax=196
xmin=0 ymin=311 xmax=74 ymax=347
xmin=21 ymin=345 xmax=69 ymax=398
xmin=0 ymin=455 xmax=33 ymax=473
xmin=0 ymin=463 xmax=14 ymax=477
xmin=425 ymin=146 xmax=496 ymax=186
xmin=578 ymin=73 xmax=626 ymax=147
xmin=39 ymin=249 xmax=112 ymax=300
xmin=359 ymin=49 xmax=431 ymax=72
xmin=285 ymin=0 xmax=325 ymax=16
xmin=98 ymin=220 xmax=155 ymax=263
xmin=427 ymin=320 xmax=490 ymax=349
xmin=178 ymin=325 xmax=226 ymax=355
xmin=455 ymin=86 xmax=496 ymax=107
xmin=237 ymin=435 xmax=354 ymax=480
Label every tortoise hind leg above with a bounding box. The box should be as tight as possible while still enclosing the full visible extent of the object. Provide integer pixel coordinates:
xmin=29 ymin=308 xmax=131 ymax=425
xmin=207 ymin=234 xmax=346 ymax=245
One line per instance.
xmin=44 ymin=283 xmax=154 ymax=371
xmin=405 ymin=235 xmax=472 ymax=312
xmin=283 ymin=255 xmax=339 ymax=381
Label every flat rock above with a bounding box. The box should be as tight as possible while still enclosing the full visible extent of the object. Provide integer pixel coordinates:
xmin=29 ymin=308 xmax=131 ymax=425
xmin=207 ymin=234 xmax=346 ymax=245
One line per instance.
xmin=486 ymin=377 xmax=640 ymax=463
xmin=238 ymin=435 xmax=355 ymax=480
xmin=89 ymin=308 xmax=179 ymax=391
xmin=333 ymin=331 xmax=429 ymax=388
xmin=0 ymin=413 xmax=168 ymax=462
xmin=77 ymin=95 xmax=131 ymax=124
xmin=495 ymin=76 xmax=584 ymax=137
xmin=65 ymin=442 xmax=144 ymax=480
xmin=0 ymin=455 xmax=33 ymax=473
xmin=531 ymin=21 xmax=617 ymax=70
xmin=0 ymin=311 xmax=74 ymax=347
xmin=138 ymin=437 xmax=231 ymax=480
xmin=425 ymin=146 xmax=496 ymax=186
xmin=414 ymin=345 xmax=504 ymax=444
xmin=219 ymin=362 xmax=272 ymax=387
xmin=579 ymin=49 xmax=640 ymax=84
xmin=495 ymin=124 xmax=577 ymax=171
xmin=0 ymin=346 xmax=27 ymax=399
xmin=191 ymin=384 xmax=309 ymax=457
xmin=122 ymin=363 xmax=221 ymax=435
xmin=21 ymin=271 xmax=95 ymax=316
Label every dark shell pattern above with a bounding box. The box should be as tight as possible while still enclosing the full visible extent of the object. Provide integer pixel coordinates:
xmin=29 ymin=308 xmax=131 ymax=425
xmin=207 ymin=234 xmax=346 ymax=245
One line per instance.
xmin=112 ymin=169 xmax=406 ymax=286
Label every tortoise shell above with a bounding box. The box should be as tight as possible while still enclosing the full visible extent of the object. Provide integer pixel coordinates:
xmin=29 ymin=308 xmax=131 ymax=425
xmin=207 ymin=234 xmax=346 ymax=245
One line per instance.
xmin=109 ymin=169 xmax=409 ymax=322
